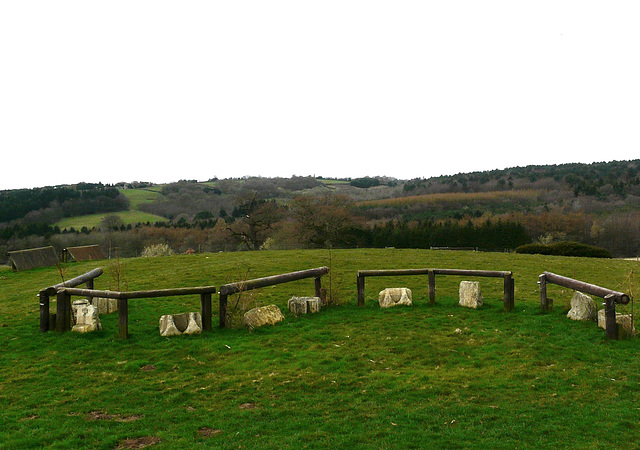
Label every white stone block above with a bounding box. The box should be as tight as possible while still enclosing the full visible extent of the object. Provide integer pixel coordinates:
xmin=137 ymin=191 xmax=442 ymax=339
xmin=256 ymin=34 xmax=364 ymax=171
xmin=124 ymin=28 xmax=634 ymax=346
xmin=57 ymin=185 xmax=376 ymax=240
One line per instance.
xmin=243 ymin=305 xmax=285 ymax=330
xmin=159 ymin=312 xmax=202 ymax=337
xmin=378 ymin=288 xmax=413 ymax=308
xmin=567 ymin=291 xmax=596 ymax=321
xmin=459 ymin=281 xmax=483 ymax=309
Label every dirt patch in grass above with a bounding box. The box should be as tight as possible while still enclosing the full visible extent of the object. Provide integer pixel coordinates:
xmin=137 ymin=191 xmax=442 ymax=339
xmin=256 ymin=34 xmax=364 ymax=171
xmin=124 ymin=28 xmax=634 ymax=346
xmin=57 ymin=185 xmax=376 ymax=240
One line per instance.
xmin=115 ymin=436 xmax=160 ymax=449
xmin=19 ymin=414 xmax=39 ymax=421
xmin=140 ymin=365 xmax=156 ymax=372
xmin=198 ymin=427 xmax=222 ymax=438
xmin=86 ymin=411 xmax=143 ymax=422
xmin=239 ymin=402 xmax=257 ymax=410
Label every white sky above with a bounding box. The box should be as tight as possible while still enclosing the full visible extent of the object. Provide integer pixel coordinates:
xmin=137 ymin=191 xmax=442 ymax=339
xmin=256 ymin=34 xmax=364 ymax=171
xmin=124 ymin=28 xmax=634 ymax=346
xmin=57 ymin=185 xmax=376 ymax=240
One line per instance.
xmin=1 ymin=1 xmax=639 ymax=191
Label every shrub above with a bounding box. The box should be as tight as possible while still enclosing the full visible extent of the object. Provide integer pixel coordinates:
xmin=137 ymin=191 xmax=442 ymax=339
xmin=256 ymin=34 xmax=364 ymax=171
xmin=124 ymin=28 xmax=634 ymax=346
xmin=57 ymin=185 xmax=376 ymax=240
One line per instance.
xmin=515 ymin=241 xmax=612 ymax=258
xmin=141 ymin=243 xmax=175 ymax=257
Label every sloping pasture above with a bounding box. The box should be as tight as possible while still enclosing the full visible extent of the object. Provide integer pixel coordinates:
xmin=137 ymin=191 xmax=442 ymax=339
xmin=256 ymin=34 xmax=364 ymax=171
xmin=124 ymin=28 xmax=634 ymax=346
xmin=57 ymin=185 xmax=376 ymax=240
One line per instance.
xmin=1 ymin=249 xmax=639 ymax=448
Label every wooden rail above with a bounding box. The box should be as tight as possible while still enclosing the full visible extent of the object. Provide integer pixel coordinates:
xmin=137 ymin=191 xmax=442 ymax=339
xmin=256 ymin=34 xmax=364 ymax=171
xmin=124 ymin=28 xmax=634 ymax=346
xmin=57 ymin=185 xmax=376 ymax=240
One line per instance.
xmin=356 ymin=268 xmax=515 ymax=311
xmin=218 ymin=267 xmax=329 ymax=328
xmin=38 ymin=268 xmax=104 ymax=332
xmin=539 ymin=271 xmax=631 ymax=340
xmin=58 ymin=285 xmax=217 ymax=339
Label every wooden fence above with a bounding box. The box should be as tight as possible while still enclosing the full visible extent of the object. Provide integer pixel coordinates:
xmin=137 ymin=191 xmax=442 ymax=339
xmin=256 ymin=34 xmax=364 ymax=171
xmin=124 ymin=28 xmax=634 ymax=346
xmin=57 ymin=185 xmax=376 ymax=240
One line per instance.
xmin=357 ymin=268 xmax=515 ymax=311
xmin=539 ymin=271 xmax=631 ymax=340
xmin=218 ymin=267 xmax=329 ymax=327
xmin=39 ymin=268 xmax=104 ymax=332
xmin=55 ymin=285 xmax=217 ymax=339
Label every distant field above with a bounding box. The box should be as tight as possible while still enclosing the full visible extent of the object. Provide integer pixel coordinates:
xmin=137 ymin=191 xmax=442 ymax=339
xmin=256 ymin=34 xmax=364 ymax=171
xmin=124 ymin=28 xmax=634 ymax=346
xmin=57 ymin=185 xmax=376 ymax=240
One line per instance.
xmin=55 ymin=210 xmax=168 ymax=230
xmin=320 ymin=179 xmax=350 ymax=185
xmin=2 ymin=249 xmax=640 ymax=447
xmin=357 ymin=189 xmax=544 ymax=208
xmin=119 ymin=188 xmax=163 ymax=209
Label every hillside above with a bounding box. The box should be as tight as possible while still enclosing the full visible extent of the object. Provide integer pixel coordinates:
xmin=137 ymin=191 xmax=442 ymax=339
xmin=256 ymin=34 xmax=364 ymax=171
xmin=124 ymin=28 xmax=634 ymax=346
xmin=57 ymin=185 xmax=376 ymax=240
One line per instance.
xmin=2 ymin=249 xmax=640 ymax=447
xmin=1 ymin=159 xmax=640 ymax=259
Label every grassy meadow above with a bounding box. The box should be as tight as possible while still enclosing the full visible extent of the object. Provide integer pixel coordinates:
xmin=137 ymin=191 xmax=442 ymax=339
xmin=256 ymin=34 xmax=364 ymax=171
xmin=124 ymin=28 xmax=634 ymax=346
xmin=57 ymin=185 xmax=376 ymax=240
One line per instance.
xmin=55 ymin=210 xmax=168 ymax=230
xmin=1 ymin=249 xmax=640 ymax=448
xmin=118 ymin=188 xmax=164 ymax=210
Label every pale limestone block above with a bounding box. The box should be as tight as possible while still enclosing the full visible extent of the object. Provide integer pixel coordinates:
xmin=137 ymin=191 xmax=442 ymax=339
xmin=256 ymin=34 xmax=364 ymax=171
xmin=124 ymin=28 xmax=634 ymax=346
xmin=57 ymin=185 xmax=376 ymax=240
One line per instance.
xmin=71 ymin=299 xmax=102 ymax=333
xmin=567 ymin=291 xmax=597 ymax=321
xmin=459 ymin=281 xmax=483 ymax=309
xmin=597 ymin=309 xmax=637 ymax=339
xmin=92 ymin=297 xmax=118 ymax=315
xmin=243 ymin=305 xmax=285 ymax=330
xmin=159 ymin=312 xmax=202 ymax=337
xmin=378 ymin=288 xmax=413 ymax=308
xmin=288 ymin=297 xmax=322 ymax=315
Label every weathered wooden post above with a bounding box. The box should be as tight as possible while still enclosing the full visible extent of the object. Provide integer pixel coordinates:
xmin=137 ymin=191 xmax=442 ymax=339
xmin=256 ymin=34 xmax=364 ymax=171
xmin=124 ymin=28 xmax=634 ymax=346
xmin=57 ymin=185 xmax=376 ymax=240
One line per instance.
xmin=604 ymin=294 xmax=618 ymax=340
xmin=314 ymin=277 xmax=322 ymax=298
xmin=356 ymin=274 xmax=365 ymax=306
xmin=201 ymin=293 xmax=212 ymax=332
xmin=56 ymin=290 xmax=71 ymax=332
xmin=539 ymin=274 xmax=550 ymax=312
xmin=118 ymin=298 xmax=129 ymax=339
xmin=219 ymin=293 xmax=228 ymax=328
xmin=86 ymin=278 xmax=94 ymax=305
xmin=428 ymin=270 xmax=436 ymax=304
xmin=39 ymin=290 xmax=50 ymax=332
xmin=503 ymin=274 xmax=515 ymax=312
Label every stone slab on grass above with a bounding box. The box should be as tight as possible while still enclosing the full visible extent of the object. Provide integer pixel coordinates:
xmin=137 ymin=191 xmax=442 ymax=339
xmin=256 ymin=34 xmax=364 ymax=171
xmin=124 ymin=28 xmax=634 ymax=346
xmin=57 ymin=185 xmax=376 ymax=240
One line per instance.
xmin=244 ymin=305 xmax=285 ymax=330
xmin=288 ymin=296 xmax=322 ymax=315
xmin=378 ymin=288 xmax=413 ymax=308
xmin=159 ymin=312 xmax=202 ymax=337
xmin=72 ymin=299 xmax=102 ymax=333
xmin=597 ymin=309 xmax=637 ymax=339
xmin=567 ymin=291 xmax=596 ymax=321
xmin=459 ymin=281 xmax=483 ymax=309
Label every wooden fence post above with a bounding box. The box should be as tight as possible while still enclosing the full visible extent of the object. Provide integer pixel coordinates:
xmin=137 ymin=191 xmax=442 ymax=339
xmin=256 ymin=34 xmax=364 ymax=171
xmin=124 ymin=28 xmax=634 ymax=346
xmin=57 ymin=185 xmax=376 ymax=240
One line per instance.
xmin=86 ymin=279 xmax=94 ymax=305
xmin=503 ymin=275 xmax=515 ymax=312
xmin=118 ymin=298 xmax=129 ymax=339
xmin=539 ymin=274 xmax=549 ymax=312
xmin=39 ymin=290 xmax=49 ymax=332
xmin=219 ymin=294 xmax=228 ymax=328
xmin=428 ymin=270 xmax=436 ymax=304
xmin=604 ymin=295 xmax=618 ymax=340
xmin=56 ymin=291 xmax=70 ymax=332
xmin=357 ymin=275 xmax=365 ymax=306
xmin=314 ymin=277 xmax=322 ymax=298
xmin=201 ymin=293 xmax=212 ymax=332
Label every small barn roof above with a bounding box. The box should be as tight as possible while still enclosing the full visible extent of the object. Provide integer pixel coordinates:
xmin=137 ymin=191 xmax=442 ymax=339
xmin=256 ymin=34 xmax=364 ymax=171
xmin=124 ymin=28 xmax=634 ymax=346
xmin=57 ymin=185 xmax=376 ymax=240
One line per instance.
xmin=7 ymin=246 xmax=59 ymax=271
xmin=64 ymin=245 xmax=107 ymax=262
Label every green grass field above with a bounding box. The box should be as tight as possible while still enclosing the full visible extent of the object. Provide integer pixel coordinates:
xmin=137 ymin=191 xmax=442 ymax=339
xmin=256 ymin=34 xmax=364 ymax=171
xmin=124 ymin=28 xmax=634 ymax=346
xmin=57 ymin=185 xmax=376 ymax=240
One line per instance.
xmin=118 ymin=188 xmax=164 ymax=210
xmin=1 ymin=249 xmax=639 ymax=448
xmin=55 ymin=210 xmax=168 ymax=230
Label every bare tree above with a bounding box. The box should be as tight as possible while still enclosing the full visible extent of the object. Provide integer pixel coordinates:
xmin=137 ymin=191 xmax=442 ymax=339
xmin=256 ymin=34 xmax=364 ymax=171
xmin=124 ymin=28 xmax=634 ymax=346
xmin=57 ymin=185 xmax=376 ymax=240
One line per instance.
xmin=227 ymin=192 xmax=284 ymax=250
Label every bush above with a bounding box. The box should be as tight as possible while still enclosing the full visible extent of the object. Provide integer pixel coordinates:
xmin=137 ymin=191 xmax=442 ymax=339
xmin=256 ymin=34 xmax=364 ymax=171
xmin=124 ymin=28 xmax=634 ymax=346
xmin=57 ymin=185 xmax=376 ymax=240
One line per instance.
xmin=141 ymin=243 xmax=175 ymax=257
xmin=515 ymin=241 xmax=612 ymax=258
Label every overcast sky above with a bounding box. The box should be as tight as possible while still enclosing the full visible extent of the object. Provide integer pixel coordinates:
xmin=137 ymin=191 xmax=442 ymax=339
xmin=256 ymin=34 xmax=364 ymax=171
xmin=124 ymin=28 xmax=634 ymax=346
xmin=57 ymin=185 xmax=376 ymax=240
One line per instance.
xmin=1 ymin=1 xmax=639 ymax=191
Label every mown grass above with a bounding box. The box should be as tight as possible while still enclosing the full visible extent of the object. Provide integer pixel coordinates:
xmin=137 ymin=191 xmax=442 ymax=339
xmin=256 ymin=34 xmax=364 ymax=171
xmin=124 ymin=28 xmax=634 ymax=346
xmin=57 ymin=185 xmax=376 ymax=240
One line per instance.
xmin=118 ymin=189 xmax=164 ymax=210
xmin=55 ymin=210 xmax=168 ymax=230
xmin=1 ymin=249 xmax=640 ymax=448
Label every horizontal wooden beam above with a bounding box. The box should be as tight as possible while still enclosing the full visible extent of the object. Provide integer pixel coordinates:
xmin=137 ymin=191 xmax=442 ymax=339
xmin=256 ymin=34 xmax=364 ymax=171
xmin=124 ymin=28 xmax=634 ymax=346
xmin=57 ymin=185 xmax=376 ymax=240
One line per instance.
xmin=59 ymin=285 xmax=217 ymax=300
xmin=43 ymin=268 xmax=104 ymax=295
xmin=542 ymin=271 xmax=630 ymax=304
xmin=358 ymin=268 xmax=511 ymax=278
xmin=219 ymin=267 xmax=329 ymax=296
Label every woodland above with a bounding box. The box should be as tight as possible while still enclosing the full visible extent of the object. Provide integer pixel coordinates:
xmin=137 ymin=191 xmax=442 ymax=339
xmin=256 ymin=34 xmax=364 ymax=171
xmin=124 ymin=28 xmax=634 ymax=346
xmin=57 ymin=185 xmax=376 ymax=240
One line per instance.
xmin=1 ymin=159 xmax=640 ymax=261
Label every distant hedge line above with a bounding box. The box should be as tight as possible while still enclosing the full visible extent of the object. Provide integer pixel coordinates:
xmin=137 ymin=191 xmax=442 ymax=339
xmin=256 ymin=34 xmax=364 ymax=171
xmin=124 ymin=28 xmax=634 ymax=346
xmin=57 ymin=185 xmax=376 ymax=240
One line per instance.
xmin=515 ymin=241 xmax=612 ymax=258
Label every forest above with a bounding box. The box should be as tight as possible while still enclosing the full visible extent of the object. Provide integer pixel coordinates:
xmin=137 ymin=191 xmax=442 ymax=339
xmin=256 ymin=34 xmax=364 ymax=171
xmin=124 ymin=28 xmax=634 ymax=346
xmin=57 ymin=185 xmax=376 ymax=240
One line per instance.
xmin=1 ymin=159 xmax=639 ymax=261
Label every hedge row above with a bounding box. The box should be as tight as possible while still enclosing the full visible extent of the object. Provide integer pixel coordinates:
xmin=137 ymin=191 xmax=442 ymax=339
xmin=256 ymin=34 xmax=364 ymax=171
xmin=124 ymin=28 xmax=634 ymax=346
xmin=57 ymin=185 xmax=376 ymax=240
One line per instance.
xmin=515 ymin=241 xmax=612 ymax=258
